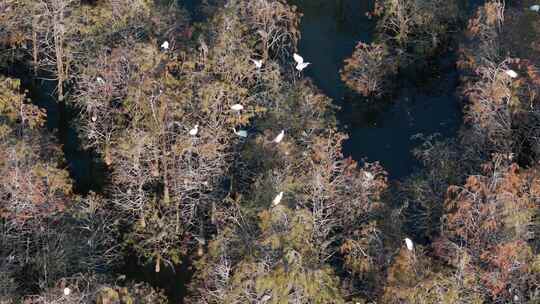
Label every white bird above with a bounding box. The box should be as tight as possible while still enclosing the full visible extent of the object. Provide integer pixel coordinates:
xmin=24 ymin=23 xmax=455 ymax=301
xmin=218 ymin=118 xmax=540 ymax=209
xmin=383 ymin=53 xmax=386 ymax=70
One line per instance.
xmin=505 ymin=69 xmax=518 ymax=78
xmin=189 ymin=124 xmax=199 ymax=136
xmin=404 ymin=238 xmax=414 ymax=251
xmin=251 ymin=59 xmax=263 ymax=69
xmin=96 ymin=76 xmax=105 ymax=85
xmin=63 ymin=287 xmax=71 ymax=296
xmin=293 ymin=53 xmax=311 ymax=71
xmin=91 ymin=114 xmax=97 ymax=122
xmin=273 ymin=130 xmax=285 ymax=143
xmin=530 ymin=4 xmax=540 ymax=12
xmin=272 ymin=191 xmax=283 ymax=206
xmin=233 ymin=127 xmax=248 ymax=138
xmin=230 ymin=104 xmax=244 ymax=112
xmin=161 ymin=41 xmax=169 ymax=50
xmin=364 ymin=171 xmax=374 ymax=180
xmin=194 ymin=236 xmax=206 ymax=245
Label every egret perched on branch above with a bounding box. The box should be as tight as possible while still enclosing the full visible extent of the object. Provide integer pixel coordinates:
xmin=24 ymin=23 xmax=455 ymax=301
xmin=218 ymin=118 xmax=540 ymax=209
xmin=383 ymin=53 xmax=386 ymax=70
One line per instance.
xmin=161 ymin=41 xmax=169 ymax=50
xmin=230 ymin=104 xmax=244 ymax=112
xmin=96 ymin=76 xmax=105 ymax=85
xmin=91 ymin=114 xmax=97 ymax=122
xmin=273 ymin=130 xmax=285 ymax=143
xmin=233 ymin=127 xmax=248 ymax=138
xmin=63 ymin=287 xmax=71 ymax=296
xmin=531 ymin=4 xmax=540 ymax=12
xmin=272 ymin=191 xmax=283 ymax=206
xmin=293 ymin=53 xmax=311 ymax=71
xmin=194 ymin=236 xmax=206 ymax=245
xmin=189 ymin=124 xmax=199 ymax=136
xmin=505 ymin=69 xmax=518 ymax=78
xmin=404 ymin=238 xmax=414 ymax=251
xmin=261 ymin=294 xmax=272 ymax=302
xmin=364 ymin=171 xmax=374 ymax=181
xmin=251 ymin=59 xmax=263 ymax=69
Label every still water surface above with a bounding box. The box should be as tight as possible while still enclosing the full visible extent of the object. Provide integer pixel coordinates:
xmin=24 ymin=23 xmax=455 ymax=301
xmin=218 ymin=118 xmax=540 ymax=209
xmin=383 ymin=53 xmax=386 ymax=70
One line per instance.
xmin=290 ymin=0 xmax=462 ymax=179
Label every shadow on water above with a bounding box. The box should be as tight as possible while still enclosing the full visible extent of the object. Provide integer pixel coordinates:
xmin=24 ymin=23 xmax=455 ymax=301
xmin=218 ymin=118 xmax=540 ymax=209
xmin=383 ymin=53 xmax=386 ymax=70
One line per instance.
xmin=1 ymin=66 xmax=108 ymax=194
xmin=122 ymin=253 xmax=194 ymax=304
xmin=289 ymin=0 xmax=486 ymax=179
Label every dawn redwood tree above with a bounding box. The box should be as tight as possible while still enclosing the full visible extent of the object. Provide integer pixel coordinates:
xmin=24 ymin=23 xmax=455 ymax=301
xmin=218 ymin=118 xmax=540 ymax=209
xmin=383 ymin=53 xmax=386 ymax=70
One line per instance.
xmin=460 ymin=58 xmax=540 ymax=164
xmin=457 ymin=0 xmax=504 ymax=74
xmin=25 ymin=0 xmax=78 ymax=102
xmin=374 ymin=0 xmax=459 ymax=53
xmin=182 ymin=1 xmax=393 ymax=302
xmin=188 ymin=107 xmax=388 ymax=303
xmin=341 ymin=0 xmax=460 ymax=97
xmin=0 ymin=76 xmax=68 ymax=226
xmin=396 ymin=135 xmax=482 ymax=242
xmin=189 ymin=207 xmax=347 ymax=304
xmin=381 ymin=246 xmax=486 ymax=304
xmin=340 ymin=42 xmax=396 ymax=97
xmin=434 ymin=160 xmax=540 ymax=302
xmin=0 ymin=76 xmax=122 ymax=300
xmin=236 ymin=0 xmax=300 ymax=62
xmin=0 ymin=0 xmax=32 ymax=67
xmin=71 ymin=0 xmax=305 ymax=272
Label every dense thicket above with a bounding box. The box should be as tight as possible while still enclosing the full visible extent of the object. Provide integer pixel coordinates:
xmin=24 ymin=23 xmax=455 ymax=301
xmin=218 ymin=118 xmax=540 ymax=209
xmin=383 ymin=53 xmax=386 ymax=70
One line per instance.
xmin=1 ymin=0 xmax=540 ymax=303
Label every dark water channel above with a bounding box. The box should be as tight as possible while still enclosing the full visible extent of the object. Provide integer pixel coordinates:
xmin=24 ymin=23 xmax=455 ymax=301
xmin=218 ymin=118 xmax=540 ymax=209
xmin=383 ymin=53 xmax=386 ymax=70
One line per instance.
xmin=0 ymin=67 xmax=107 ymax=194
xmin=289 ymin=0 xmax=475 ymax=179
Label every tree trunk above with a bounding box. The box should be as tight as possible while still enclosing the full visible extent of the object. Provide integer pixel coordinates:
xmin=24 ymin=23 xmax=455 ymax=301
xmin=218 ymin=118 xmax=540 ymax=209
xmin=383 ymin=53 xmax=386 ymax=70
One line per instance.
xmin=53 ymin=20 xmax=64 ymax=101
xmin=32 ymin=23 xmax=38 ymax=76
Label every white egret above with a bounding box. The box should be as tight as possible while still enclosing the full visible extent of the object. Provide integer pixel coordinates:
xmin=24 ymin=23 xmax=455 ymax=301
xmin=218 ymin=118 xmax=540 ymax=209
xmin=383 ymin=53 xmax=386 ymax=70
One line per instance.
xmin=96 ymin=76 xmax=105 ymax=85
xmin=505 ymin=69 xmax=518 ymax=78
xmin=293 ymin=53 xmax=311 ymax=71
xmin=233 ymin=127 xmax=248 ymax=138
xmin=261 ymin=294 xmax=272 ymax=302
xmin=404 ymin=238 xmax=414 ymax=251
xmin=273 ymin=130 xmax=285 ymax=143
xmin=189 ymin=124 xmax=199 ymax=136
xmin=63 ymin=287 xmax=71 ymax=296
xmin=230 ymin=104 xmax=244 ymax=111
xmin=272 ymin=191 xmax=283 ymax=206
xmin=194 ymin=236 xmax=206 ymax=245
xmin=161 ymin=41 xmax=169 ymax=50
xmin=364 ymin=171 xmax=374 ymax=180
xmin=531 ymin=4 xmax=540 ymax=12
xmin=251 ymin=59 xmax=263 ymax=69
xmin=91 ymin=114 xmax=97 ymax=122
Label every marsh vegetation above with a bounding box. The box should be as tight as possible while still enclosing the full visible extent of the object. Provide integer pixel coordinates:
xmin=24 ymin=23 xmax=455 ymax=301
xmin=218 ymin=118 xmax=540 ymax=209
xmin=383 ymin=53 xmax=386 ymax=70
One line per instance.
xmin=1 ymin=0 xmax=540 ymax=303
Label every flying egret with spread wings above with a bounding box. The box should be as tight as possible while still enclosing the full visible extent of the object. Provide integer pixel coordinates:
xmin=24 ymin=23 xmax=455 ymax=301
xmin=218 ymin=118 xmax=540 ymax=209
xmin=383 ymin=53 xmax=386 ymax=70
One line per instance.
xmin=293 ymin=53 xmax=311 ymax=71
